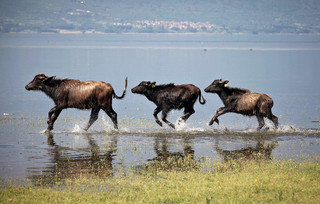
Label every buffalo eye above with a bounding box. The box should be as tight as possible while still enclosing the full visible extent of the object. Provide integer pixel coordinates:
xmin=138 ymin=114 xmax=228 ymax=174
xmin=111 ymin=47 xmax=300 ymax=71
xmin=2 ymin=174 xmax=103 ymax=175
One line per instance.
xmin=139 ymin=81 xmax=150 ymax=87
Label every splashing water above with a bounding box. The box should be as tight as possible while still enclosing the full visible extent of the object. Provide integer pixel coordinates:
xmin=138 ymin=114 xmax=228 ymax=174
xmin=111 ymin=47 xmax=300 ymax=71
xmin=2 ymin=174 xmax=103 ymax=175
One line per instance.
xmin=101 ymin=115 xmax=120 ymax=133
xmin=175 ymin=120 xmax=209 ymax=132
xmin=39 ymin=129 xmax=48 ymax=134
xmin=71 ymin=124 xmax=86 ymax=133
xmin=69 ymin=116 xmax=119 ymax=134
xmin=37 ymin=115 xmax=319 ymax=136
xmin=279 ymin=125 xmax=297 ymax=133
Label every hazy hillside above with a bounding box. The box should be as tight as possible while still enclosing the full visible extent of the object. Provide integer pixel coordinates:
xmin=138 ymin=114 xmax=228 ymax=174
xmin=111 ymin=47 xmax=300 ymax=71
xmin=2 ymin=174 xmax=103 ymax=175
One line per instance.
xmin=1 ymin=0 xmax=320 ymax=34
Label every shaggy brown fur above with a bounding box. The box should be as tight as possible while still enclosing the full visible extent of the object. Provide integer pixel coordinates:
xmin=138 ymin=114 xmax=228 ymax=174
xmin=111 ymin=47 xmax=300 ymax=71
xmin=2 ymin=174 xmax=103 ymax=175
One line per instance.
xmin=204 ymin=79 xmax=278 ymax=130
xmin=25 ymin=74 xmax=127 ymax=132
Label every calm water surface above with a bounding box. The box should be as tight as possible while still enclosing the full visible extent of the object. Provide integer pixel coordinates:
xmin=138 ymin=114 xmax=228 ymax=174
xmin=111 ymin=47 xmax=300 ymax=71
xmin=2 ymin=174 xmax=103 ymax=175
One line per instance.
xmin=0 ymin=34 xmax=320 ymax=183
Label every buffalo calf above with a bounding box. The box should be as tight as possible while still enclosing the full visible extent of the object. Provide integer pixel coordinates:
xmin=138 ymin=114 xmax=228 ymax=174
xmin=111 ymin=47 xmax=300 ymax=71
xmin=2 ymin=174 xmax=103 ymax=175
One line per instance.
xmin=131 ymin=81 xmax=206 ymax=129
xmin=204 ymin=79 xmax=278 ymax=130
xmin=25 ymin=74 xmax=127 ymax=132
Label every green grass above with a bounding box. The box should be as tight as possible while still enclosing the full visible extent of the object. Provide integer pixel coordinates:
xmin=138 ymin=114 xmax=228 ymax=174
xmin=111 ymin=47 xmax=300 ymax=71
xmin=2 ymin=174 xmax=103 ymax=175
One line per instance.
xmin=1 ymin=159 xmax=320 ymax=203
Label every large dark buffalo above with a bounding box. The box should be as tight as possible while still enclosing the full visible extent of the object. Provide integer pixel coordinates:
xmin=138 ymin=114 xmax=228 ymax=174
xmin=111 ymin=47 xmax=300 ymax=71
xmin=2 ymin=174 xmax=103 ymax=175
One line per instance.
xmin=25 ymin=74 xmax=127 ymax=132
xmin=204 ymin=79 xmax=278 ymax=130
xmin=131 ymin=81 xmax=206 ymax=129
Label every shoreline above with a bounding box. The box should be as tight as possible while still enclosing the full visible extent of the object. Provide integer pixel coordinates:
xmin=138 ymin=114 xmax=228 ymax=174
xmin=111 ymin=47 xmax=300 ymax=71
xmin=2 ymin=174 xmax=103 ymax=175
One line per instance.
xmin=2 ymin=30 xmax=320 ymax=36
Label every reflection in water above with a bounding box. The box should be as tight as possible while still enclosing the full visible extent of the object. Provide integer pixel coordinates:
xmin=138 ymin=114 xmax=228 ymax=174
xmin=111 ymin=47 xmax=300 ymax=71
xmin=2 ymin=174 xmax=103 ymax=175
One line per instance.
xmin=146 ymin=135 xmax=199 ymax=171
xmin=216 ymin=141 xmax=278 ymax=161
xmin=24 ymin=131 xmax=316 ymax=185
xmin=29 ymin=133 xmax=117 ymax=185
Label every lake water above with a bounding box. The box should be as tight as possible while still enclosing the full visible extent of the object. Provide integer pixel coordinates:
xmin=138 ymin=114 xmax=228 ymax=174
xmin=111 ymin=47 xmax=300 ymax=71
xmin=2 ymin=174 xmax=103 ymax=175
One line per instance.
xmin=0 ymin=33 xmax=320 ymax=183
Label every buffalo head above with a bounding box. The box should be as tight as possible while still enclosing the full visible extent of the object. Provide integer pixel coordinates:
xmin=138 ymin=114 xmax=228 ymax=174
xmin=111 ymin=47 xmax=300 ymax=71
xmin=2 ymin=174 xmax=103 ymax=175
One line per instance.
xmin=131 ymin=81 xmax=156 ymax=94
xmin=204 ymin=79 xmax=229 ymax=93
xmin=25 ymin=73 xmax=56 ymax=91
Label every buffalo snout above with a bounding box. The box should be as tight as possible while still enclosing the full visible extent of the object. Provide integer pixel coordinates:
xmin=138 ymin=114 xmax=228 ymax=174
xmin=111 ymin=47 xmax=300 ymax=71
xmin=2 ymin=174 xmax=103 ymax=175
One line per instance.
xmin=25 ymin=84 xmax=33 ymax=91
xmin=131 ymin=85 xmax=146 ymax=94
xmin=25 ymin=82 xmax=40 ymax=91
xmin=131 ymin=87 xmax=137 ymax=93
xmin=204 ymin=85 xmax=216 ymax=93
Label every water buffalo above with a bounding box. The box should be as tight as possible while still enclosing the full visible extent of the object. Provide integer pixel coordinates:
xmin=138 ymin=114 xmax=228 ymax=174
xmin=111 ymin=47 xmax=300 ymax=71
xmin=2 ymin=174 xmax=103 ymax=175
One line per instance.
xmin=25 ymin=74 xmax=127 ymax=132
xmin=131 ymin=81 xmax=206 ymax=129
xmin=204 ymin=79 xmax=278 ymax=130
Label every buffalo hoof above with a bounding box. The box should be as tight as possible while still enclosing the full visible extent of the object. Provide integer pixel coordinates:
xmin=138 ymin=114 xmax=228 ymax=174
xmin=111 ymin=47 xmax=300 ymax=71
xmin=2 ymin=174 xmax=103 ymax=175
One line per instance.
xmin=209 ymin=118 xmax=219 ymax=126
xmin=169 ymin=124 xmax=175 ymax=129
xmin=156 ymin=121 xmax=163 ymax=127
xmin=44 ymin=129 xmax=52 ymax=135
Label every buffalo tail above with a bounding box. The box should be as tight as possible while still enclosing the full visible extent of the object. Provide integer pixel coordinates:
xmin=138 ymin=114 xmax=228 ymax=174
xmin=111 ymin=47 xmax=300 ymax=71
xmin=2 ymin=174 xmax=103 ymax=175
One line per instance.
xmin=113 ymin=77 xmax=128 ymax=99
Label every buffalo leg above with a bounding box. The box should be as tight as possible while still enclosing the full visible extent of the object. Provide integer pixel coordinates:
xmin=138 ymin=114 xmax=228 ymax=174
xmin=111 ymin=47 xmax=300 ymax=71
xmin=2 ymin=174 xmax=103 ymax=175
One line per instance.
xmin=209 ymin=107 xmax=230 ymax=126
xmin=47 ymin=107 xmax=62 ymax=132
xmin=272 ymin=114 xmax=278 ymax=129
xmin=161 ymin=111 xmax=175 ymax=129
xmin=256 ymin=115 xmax=265 ymax=130
xmin=103 ymin=108 xmax=118 ymax=129
xmin=84 ymin=108 xmax=100 ymax=131
xmin=267 ymin=113 xmax=278 ymax=129
xmin=153 ymin=107 xmax=163 ymax=127
xmin=178 ymin=107 xmax=195 ymax=123
xmin=47 ymin=106 xmax=58 ymax=125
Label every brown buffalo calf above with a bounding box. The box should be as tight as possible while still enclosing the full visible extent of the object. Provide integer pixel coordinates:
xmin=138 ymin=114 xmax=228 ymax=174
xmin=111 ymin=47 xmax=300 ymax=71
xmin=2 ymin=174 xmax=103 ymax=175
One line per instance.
xmin=204 ymin=79 xmax=278 ymax=130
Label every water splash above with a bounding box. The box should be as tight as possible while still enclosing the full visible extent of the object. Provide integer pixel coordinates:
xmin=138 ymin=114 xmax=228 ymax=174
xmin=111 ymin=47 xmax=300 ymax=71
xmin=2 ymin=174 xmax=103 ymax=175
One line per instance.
xmin=277 ymin=125 xmax=297 ymax=133
xmin=71 ymin=124 xmax=86 ymax=133
xmin=101 ymin=115 xmax=120 ymax=133
xmin=174 ymin=120 xmax=209 ymax=132
xmin=37 ymin=116 xmax=320 ymax=136
xmin=39 ymin=129 xmax=48 ymax=134
xmin=67 ymin=116 xmax=120 ymax=134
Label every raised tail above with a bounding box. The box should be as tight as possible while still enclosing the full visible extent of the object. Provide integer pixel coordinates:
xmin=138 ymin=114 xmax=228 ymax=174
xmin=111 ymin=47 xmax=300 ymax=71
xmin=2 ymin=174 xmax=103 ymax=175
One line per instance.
xmin=113 ymin=77 xmax=128 ymax=99
xmin=199 ymin=90 xmax=206 ymax=105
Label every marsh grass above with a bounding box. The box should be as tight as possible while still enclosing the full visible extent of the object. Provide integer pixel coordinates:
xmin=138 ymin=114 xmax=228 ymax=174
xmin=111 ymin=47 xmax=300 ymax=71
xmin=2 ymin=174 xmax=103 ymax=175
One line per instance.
xmin=1 ymin=159 xmax=320 ymax=203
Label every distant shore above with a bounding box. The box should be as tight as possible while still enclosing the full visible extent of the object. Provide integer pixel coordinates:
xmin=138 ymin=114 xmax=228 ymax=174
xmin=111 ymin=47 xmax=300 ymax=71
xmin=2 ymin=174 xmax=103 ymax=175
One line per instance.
xmin=2 ymin=30 xmax=320 ymax=35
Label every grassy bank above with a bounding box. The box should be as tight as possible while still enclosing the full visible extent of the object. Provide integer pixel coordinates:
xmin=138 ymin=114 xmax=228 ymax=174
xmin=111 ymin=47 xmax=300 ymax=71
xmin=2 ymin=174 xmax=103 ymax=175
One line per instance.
xmin=1 ymin=160 xmax=320 ymax=203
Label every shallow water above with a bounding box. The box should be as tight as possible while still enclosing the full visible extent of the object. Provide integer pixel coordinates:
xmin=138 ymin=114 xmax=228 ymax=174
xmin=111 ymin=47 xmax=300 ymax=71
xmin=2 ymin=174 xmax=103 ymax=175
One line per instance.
xmin=1 ymin=115 xmax=319 ymax=183
xmin=0 ymin=34 xmax=320 ymax=183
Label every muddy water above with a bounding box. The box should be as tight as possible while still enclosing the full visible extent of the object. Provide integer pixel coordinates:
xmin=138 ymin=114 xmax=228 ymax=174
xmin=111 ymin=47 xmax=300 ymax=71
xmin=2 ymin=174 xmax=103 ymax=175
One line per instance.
xmin=0 ymin=34 xmax=320 ymax=183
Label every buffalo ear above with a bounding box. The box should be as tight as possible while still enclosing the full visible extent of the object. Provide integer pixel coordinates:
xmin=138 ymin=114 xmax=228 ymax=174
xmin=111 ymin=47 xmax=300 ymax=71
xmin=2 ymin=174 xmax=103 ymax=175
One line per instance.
xmin=37 ymin=73 xmax=47 ymax=80
xmin=149 ymin=81 xmax=156 ymax=88
xmin=43 ymin=76 xmax=56 ymax=87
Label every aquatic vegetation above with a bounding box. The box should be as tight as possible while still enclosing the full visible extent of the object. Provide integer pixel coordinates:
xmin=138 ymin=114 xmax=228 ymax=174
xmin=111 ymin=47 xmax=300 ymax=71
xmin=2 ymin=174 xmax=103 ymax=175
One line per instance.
xmin=1 ymin=159 xmax=320 ymax=203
